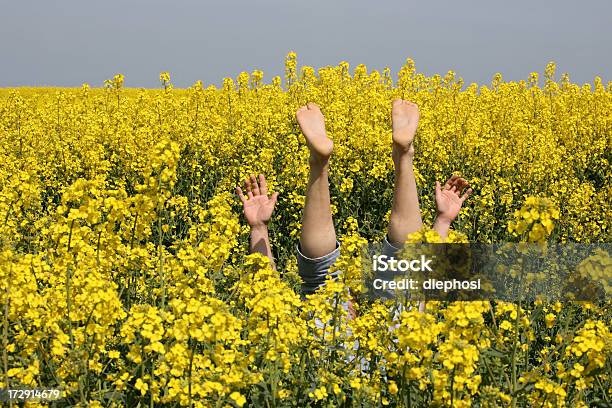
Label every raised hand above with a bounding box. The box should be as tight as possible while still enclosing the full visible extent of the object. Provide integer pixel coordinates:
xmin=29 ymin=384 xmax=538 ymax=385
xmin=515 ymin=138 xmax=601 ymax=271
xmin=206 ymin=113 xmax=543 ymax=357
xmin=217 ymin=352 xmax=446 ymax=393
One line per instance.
xmin=435 ymin=175 xmax=473 ymax=223
xmin=236 ymin=174 xmax=279 ymax=227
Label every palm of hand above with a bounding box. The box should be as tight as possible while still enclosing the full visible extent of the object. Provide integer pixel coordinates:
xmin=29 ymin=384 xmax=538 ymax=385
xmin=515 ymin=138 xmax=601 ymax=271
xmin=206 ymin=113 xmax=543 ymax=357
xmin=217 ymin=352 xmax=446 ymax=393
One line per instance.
xmin=237 ymin=174 xmax=279 ymax=227
xmin=436 ymin=190 xmax=463 ymax=220
xmin=435 ymin=175 xmax=472 ymax=221
xmin=243 ymin=195 xmax=275 ymax=226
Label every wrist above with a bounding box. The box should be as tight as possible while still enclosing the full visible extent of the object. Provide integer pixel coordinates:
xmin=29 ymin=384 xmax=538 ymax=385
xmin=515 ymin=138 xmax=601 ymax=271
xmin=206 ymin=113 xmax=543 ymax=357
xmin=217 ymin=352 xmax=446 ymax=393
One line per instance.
xmin=250 ymin=223 xmax=269 ymax=232
xmin=433 ymin=215 xmax=452 ymax=240
xmin=434 ymin=214 xmax=454 ymax=226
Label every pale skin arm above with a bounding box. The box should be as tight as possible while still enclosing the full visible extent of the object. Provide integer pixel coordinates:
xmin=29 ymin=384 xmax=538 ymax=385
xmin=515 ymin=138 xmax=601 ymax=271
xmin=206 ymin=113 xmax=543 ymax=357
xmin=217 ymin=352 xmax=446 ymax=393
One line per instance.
xmin=236 ymin=174 xmax=279 ymax=269
xmin=433 ymin=175 xmax=473 ymax=240
xmin=427 ymin=176 xmax=472 ymax=312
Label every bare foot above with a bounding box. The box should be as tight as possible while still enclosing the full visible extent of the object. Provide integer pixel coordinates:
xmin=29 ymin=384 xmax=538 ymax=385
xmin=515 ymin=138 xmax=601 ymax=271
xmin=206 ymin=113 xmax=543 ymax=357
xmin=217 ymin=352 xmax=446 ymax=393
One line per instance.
xmin=391 ymin=99 xmax=419 ymax=156
xmin=296 ymin=103 xmax=333 ymax=165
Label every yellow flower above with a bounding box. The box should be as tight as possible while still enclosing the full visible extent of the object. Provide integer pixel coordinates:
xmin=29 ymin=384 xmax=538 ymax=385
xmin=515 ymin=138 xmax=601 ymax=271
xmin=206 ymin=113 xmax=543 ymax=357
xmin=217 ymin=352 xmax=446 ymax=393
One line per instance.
xmin=544 ymin=313 xmax=556 ymax=328
xmin=388 ymin=381 xmax=399 ymax=395
xmin=134 ymin=378 xmax=148 ymax=396
xmin=230 ymin=391 xmax=246 ymax=407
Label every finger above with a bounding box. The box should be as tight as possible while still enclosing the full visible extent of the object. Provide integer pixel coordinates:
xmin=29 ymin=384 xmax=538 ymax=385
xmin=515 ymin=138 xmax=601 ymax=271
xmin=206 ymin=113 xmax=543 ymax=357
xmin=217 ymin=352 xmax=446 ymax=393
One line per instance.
xmin=271 ymin=192 xmax=279 ymax=205
xmin=456 ymin=178 xmax=468 ymax=191
xmin=258 ymin=174 xmax=268 ymax=195
xmin=460 ymin=188 xmax=473 ymax=203
xmin=451 ymin=178 xmax=464 ymax=193
xmin=250 ymin=174 xmax=260 ymax=196
xmin=450 ymin=185 xmax=458 ymax=193
xmin=296 ymin=106 xmax=308 ymax=115
xmin=435 ymin=180 xmax=442 ymax=195
xmin=244 ymin=178 xmax=254 ymax=199
xmin=444 ymin=175 xmax=457 ymax=190
xmin=236 ymin=187 xmax=247 ymax=204
xmin=392 ymin=98 xmax=403 ymax=107
xmin=306 ymin=102 xmax=320 ymax=111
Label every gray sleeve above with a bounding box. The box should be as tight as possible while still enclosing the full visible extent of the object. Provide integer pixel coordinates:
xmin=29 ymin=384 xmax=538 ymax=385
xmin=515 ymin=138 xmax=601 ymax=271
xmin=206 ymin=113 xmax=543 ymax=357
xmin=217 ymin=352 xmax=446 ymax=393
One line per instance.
xmin=381 ymin=235 xmax=403 ymax=258
xmin=296 ymin=241 xmax=341 ymax=296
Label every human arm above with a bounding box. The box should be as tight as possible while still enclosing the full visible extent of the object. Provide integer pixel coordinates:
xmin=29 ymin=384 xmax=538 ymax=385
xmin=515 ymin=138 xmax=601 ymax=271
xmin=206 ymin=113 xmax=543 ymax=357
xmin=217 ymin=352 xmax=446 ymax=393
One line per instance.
xmin=433 ymin=175 xmax=472 ymax=240
xmin=236 ymin=174 xmax=279 ymax=269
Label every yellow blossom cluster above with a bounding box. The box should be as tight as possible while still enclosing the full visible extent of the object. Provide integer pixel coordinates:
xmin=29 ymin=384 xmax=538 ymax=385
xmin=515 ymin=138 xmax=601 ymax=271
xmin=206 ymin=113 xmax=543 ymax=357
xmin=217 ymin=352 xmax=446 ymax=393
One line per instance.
xmin=508 ymin=197 xmax=560 ymax=242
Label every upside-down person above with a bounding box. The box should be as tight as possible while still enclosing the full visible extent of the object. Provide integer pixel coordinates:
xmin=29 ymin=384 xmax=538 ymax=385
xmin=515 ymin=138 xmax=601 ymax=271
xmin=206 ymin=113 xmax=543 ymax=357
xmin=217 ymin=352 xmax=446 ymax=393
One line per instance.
xmin=236 ymin=100 xmax=473 ymax=316
xmin=293 ymin=100 xmax=472 ymax=308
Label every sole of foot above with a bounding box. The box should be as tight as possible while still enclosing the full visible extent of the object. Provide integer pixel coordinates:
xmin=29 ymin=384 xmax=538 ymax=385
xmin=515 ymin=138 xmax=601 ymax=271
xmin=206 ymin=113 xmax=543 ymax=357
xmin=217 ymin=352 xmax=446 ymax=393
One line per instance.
xmin=296 ymin=102 xmax=334 ymax=165
xmin=391 ymin=99 xmax=419 ymax=155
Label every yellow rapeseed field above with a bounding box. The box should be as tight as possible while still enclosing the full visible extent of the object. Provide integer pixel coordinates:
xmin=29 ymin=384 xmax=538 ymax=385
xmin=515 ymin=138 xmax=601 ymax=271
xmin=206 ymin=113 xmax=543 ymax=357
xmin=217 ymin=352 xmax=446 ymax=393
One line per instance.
xmin=0 ymin=53 xmax=610 ymax=407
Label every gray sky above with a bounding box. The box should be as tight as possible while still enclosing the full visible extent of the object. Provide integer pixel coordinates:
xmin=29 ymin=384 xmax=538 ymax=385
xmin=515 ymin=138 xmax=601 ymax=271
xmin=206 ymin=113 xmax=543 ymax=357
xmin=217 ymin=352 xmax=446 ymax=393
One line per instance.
xmin=1 ymin=0 xmax=610 ymax=88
